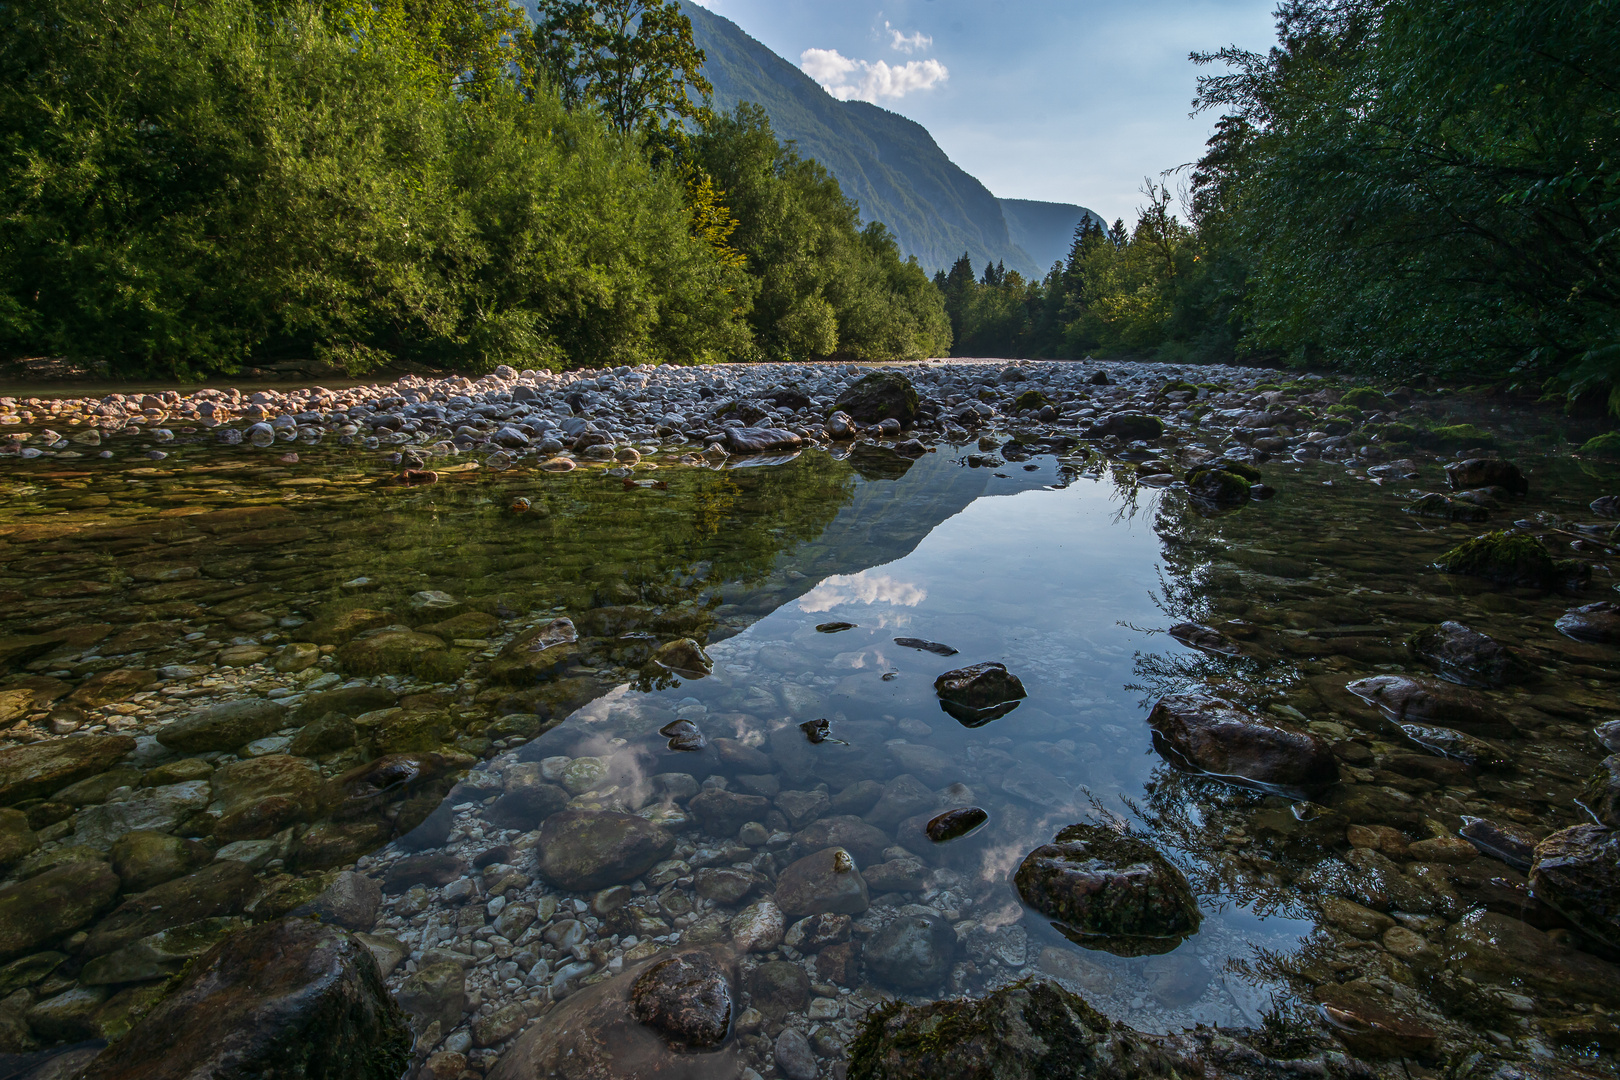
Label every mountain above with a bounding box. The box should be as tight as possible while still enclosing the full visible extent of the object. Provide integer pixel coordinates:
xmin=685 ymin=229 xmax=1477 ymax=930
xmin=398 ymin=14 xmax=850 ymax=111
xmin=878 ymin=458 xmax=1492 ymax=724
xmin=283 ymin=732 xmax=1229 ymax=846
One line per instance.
xmin=677 ymin=1 xmax=1095 ymax=280
xmin=1000 ymin=198 xmax=1106 ymax=277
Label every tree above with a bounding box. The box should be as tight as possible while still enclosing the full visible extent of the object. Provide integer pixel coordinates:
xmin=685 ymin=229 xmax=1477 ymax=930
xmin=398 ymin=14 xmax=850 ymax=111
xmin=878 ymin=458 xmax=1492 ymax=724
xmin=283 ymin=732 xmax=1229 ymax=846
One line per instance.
xmin=529 ymin=0 xmax=712 ymax=141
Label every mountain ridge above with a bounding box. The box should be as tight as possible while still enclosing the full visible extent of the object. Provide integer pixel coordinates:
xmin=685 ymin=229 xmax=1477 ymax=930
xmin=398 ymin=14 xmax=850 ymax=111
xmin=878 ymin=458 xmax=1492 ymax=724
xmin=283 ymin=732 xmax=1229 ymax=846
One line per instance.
xmin=678 ymin=1 xmax=1096 ymax=279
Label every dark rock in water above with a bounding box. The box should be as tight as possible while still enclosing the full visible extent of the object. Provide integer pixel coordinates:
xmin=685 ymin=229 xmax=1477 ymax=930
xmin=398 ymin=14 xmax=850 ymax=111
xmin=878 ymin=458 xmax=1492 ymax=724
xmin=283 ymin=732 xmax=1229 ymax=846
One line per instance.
xmin=294 ymin=871 xmax=382 ymax=932
xmin=688 ymin=789 xmax=770 ymax=837
xmin=724 ymin=427 xmax=803 ymax=455
xmin=799 ymin=718 xmax=835 ymax=745
xmin=157 ymin=698 xmax=286 ymax=753
xmin=487 ymin=617 xmax=578 ymax=684
xmin=815 ymin=622 xmax=856 ymax=634
xmin=1166 ymin=623 xmax=1241 ymax=657
xmin=1397 ymin=724 xmax=1507 ymax=768
xmin=834 ymin=373 xmax=919 ymax=426
xmin=660 ymin=719 xmax=707 ymax=753
xmin=538 ymin=811 xmax=674 ymax=892
xmin=934 ymin=663 xmax=1026 ymax=711
xmin=630 ymin=952 xmax=733 ymax=1049
xmin=1146 ymin=693 xmax=1339 ymax=799
xmin=1580 ymin=755 xmax=1620 ymax=828
xmin=491 ymin=953 xmax=742 ymax=1080
xmin=485 ymin=767 xmax=569 ymax=830
xmin=1436 ymin=530 xmax=1567 ymax=589
xmin=1092 ymin=412 xmax=1163 ymax=441
xmin=766 ymin=387 xmax=811 ymax=411
xmin=864 ymin=914 xmax=957 ymax=989
xmin=82 ymin=861 xmax=258 ymax=958
xmin=1592 ymin=495 xmax=1619 ymax=519
xmin=938 ymin=698 xmax=1022 ymax=727
xmin=651 ymin=638 xmax=712 ymax=678
xmin=1315 ymin=983 xmax=1437 ymax=1059
xmin=78 ymin=919 xmax=410 ymax=1080
xmin=1446 ymin=909 xmax=1620 ymax=1006
xmin=1411 ymin=621 xmax=1534 ymax=687
xmin=747 ymin=961 xmax=810 ymax=1020
xmin=1344 ymin=675 xmax=1514 ymax=736
xmin=1184 ymin=467 xmax=1251 ymax=513
xmin=1530 ymin=824 xmax=1620 ymax=951
xmin=774 ymin=848 xmax=869 ymax=919
xmin=1445 ymin=457 xmax=1528 ymax=495
xmin=1459 ymin=816 xmax=1541 ymax=872
xmin=926 ymin=807 xmax=988 ymax=843
xmin=1088 ymin=369 xmax=1111 ymax=385
xmin=1599 ymin=720 xmax=1620 ymax=754
xmin=1404 ymin=492 xmax=1488 ymax=522
xmin=0 ymin=860 xmax=120 ymax=962
xmin=1013 ymin=824 xmax=1200 ymax=957
xmin=894 ymin=637 xmax=958 ymax=656
xmin=1557 ymin=601 xmax=1620 ymax=645
xmin=0 ymin=736 xmax=137 ymax=806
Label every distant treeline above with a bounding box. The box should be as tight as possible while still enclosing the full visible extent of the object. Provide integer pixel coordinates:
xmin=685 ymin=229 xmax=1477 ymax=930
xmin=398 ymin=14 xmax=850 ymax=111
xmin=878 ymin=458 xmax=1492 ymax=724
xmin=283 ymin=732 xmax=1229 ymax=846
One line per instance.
xmin=943 ymin=0 xmax=1619 ymax=415
xmin=0 ymin=0 xmax=948 ymax=378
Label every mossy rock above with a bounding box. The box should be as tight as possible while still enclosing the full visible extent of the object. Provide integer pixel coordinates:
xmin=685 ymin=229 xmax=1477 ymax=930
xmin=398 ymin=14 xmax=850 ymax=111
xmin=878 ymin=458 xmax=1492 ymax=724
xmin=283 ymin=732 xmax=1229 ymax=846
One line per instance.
xmin=1157 ymin=380 xmax=1198 ymax=396
xmin=1436 ymin=531 xmax=1559 ymax=588
xmin=1341 ymin=386 xmax=1393 ymax=410
xmin=834 ymin=372 xmax=920 ymax=425
xmin=1184 ymin=467 xmax=1252 ymax=513
xmin=1012 ymin=390 xmax=1054 ymax=413
xmin=1426 ymin=424 xmax=1497 ymax=449
xmin=1324 ymin=404 xmax=1365 ymax=420
xmin=1369 ymin=421 xmax=1424 ymax=444
xmin=335 ymin=630 xmax=447 ymax=677
xmin=1580 ymin=432 xmax=1620 ymax=459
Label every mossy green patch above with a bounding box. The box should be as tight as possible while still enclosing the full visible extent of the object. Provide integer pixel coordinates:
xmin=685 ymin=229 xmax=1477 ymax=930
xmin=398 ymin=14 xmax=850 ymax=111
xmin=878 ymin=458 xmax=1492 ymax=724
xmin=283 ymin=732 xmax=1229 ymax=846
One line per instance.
xmin=1324 ymin=404 xmax=1364 ymax=420
xmin=1436 ymin=531 xmax=1558 ymax=588
xmin=1012 ymin=390 xmax=1054 ymax=413
xmin=1579 ymin=432 xmax=1620 ymax=458
xmin=1341 ymin=386 xmax=1393 ymax=410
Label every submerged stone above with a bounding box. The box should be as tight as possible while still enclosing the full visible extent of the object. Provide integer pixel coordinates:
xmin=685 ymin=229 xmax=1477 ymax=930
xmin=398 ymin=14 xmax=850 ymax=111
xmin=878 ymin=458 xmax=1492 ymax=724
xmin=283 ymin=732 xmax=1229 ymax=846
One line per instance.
xmin=1445 ymin=457 xmax=1528 ymax=495
xmin=865 ymin=914 xmax=958 ymax=990
xmin=1184 ymin=467 xmax=1251 ymax=513
xmin=1146 ymin=692 xmax=1339 ymax=799
xmin=1557 ymin=601 xmax=1620 ymax=644
xmin=774 ymin=847 xmax=869 ymax=919
xmin=1165 ymin=622 xmax=1241 ymax=656
xmin=934 ymin=662 xmax=1026 ymax=719
xmin=629 ymin=952 xmax=733 ymax=1048
xmin=926 ymin=807 xmax=988 ymax=843
xmin=1344 ymin=674 xmax=1514 ymax=736
xmin=1013 ymin=823 xmax=1200 ymax=957
xmin=0 ymin=736 xmax=136 ymax=805
xmin=1531 ymin=823 xmax=1620 ymax=951
xmin=538 ymin=810 xmax=675 ymax=892
xmin=1435 ymin=530 xmax=1563 ymax=588
xmin=651 ymin=638 xmax=713 ymax=678
xmin=1410 ymin=621 xmax=1534 ymax=687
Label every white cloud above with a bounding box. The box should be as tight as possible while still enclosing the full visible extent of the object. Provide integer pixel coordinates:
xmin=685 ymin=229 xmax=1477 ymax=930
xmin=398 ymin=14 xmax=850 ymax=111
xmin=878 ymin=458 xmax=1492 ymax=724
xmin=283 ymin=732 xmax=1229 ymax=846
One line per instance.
xmin=796 ymin=570 xmax=927 ymax=613
xmin=800 ymin=48 xmax=948 ymax=103
xmin=884 ymin=21 xmax=933 ymax=54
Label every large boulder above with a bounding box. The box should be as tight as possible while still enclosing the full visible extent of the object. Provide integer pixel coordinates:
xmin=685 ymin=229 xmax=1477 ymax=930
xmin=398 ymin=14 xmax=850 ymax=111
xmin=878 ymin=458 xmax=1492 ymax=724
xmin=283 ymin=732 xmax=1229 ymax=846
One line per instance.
xmin=1146 ymin=693 xmax=1339 ymax=799
xmin=724 ymin=427 xmax=803 ymax=455
xmin=211 ymin=755 xmax=327 ymax=842
xmin=1446 ymin=909 xmax=1620 ymax=1006
xmin=1435 ymin=531 xmax=1563 ymax=588
xmin=1092 ymin=412 xmax=1165 ymax=442
xmin=934 ymin=663 xmax=1026 ymax=727
xmin=487 ymin=617 xmax=578 ymax=685
xmin=79 ymin=919 xmax=411 ymax=1080
xmin=1529 ymin=824 xmax=1620 ymax=951
xmin=834 ymin=373 xmax=920 ymax=426
xmin=538 ymin=810 xmax=674 ymax=891
xmin=0 ymin=736 xmax=135 ymax=805
xmin=1014 ymin=824 xmax=1199 ymax=957
xmin=157 ymin=699 xmax=287 ymax=753
xmin=0 ymin=860 xmax=121 ymax=962
xmin=1410 ymin=621 xmax=1533 ymax=687
xmin=82 ymin=861 xmax=259 ymax=957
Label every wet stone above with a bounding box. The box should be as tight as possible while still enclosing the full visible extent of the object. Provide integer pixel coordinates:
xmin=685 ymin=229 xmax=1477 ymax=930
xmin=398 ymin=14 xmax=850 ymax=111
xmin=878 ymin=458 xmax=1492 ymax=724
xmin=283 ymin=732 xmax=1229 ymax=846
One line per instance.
xmin=1446 ymin=909 xmax=1620 ymax=1005
xmin=1147 ymin=692 xmax=1339 ymax=798
xmin=1410 ymin=620 xmax=1534 ymax=687
xmin=864 ymin=913 xmax=957 ymax=990
xmin=748 ymin=960 xmax=810 ymax=1019
xmin=630 ymin=952 xmax=733 ymax=1048
xmin=0 ymin=736 xmax=137 ymax=806
xmin=538 ymin=810 xmax=675 ymax=891
xmin=156 ymin=698 xmax=287 ymax=753
xmin=0 ymin=860 xmax=121 ymax=962
xmin=1557 ymin=601 xmax=1620 ymax=644
xmin=1529 ymin=824 xmax=1620 ymax=951
xmin=774 ymin=847 xmax=869 ymax=919
xmin=1014 ymin=823 xmax=1200 ymax=956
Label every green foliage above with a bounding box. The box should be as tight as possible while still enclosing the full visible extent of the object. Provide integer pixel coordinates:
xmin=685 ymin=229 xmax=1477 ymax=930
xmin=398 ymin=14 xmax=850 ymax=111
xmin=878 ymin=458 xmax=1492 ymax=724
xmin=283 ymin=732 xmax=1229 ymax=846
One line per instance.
xmin=689 ymin=105 xmax=951 ymax=362
xmin=1189 ymin=0 xmax=1620 ymax=403
xmin=1580 ymin=432 xmax=1620 ymax=458
xmin=528 ymin=0 xmax=711 ymax=145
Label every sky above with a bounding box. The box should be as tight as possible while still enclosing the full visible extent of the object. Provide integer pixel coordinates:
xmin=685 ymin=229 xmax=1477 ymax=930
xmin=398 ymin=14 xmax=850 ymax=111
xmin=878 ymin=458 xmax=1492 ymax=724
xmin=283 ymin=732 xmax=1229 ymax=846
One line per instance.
xmin=686 ymin=0 xmax=1280 ymax=223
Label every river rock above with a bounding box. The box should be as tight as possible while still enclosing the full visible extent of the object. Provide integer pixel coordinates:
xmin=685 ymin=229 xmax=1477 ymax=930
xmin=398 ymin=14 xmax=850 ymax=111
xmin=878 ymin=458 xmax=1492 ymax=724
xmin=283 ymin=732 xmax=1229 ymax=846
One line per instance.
xmin=791 ymin=816 xmax=891 ymax=867
xmin=934 ymin=662 xmax=1026 ymax=711
xmin=1146 ymin=693 xmax=1339 ymax=798
xmin=926 ymin=806 xmax=988 ymax=843
xmin=774 ymin=847 xmax=869 ymax=919
xmin=1344 ymin=675 xmax=1513 ymax=735
xmin=396 ymin=960 xmax=468 ymax=1033
xmin=157 ymin=698 xmax=287 ymax=753
xmin=1314 ymin=982 xmax=1438 ymax=1058
xmin=1166 ymin=623 xmax=1242 ymax=656
xmin=294 ymin=870 xmax=382 ymax=932
xmin=1557 ymin=601 xmax=1620 ymax=645
xmin=78 ymin=917 xmax=244 ymax=985
xmin=487 ymin=617 xmax=578 ymax=684
xmin=1093 ymin=412 xmax=1165 ymax=441
xmin=1446 ymin=909 xmax=1620 ymax=1005
xmin=82 ymin=861 xmax=259 ymax=957
xmin=486 ymin=764 xmax=569 ymax=829
xmin=538 ymin=810 xmax=674 ymax=891
xmin=382 ymin=854 xmax=467 ymax=892
xmin=629 ymin=952 xmax=733 ymax=1048
xmin=336 ymin=630 xmax=446 ymax=676
xmin=1014 ymin=824 xmax=1200 ymax=956
xmin=834 ymin=372 xmax=919 ymax=426
xmin=287 ymin=711 xmax=356 ymax=756
xmin=1445 ymin=458 xmax=1528 ymax=494
xmin=651 ymin=638 xmax=712 ymax=677
xmin=730 ymin=900 xmax=784 ymax=953
xmin=79 ymin=919 xmax=410 ymax=1080
xmin=689 ymin=789 xmax=770 ymax=837
xmin=211 ymin=754 xmax=326 ymax=842
xmin=724 ymin=427 xmax=802 ymax=454
xmin=1435 ymin=530 xmax=1562 ymax=588
xmin=0 ymin=809 xmax=36 ymax=871
xmin=0 ymin=860 xmax=121 ymax=962
xmin=1410 ymin=621 xmax=1533 ymax=687
xmin=109 ymin=830 xmax=211 ymax=891
xmin=1580 ymin=756 xmax=1620 ymax=828
xmin=488 ymin=953 xmax=742 ymax=1080
xmin=71 ymin=780 xmax=211 ymax=850
xmin=0 ymin=736 xmax=136 ymax=805
xmin=864 ymin=913 xmax=957 ymax=989
xmin=1529 ymin=824 xmax=1620 ymax=950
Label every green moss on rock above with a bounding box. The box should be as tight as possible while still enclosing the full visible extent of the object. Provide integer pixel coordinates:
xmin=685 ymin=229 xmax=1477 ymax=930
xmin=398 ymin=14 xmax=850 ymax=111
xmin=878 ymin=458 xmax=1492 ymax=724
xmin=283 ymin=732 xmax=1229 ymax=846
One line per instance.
xmin=1436 ymin=531 xmax=1558 ymax=588
xmin=1341 ymin=387 xmax=1392 ymax=410
xmin=1580 ymin=432 xmax=1620 ymax=458
xmin=1013 ymin=390 xmax=1054 ymax=413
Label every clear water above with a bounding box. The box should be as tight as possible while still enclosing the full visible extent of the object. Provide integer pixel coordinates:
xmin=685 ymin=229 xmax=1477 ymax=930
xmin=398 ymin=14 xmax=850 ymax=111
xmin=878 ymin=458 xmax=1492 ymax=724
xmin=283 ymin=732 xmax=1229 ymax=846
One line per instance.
xmin=1 ymin=435 xmax=1617 ymax=1072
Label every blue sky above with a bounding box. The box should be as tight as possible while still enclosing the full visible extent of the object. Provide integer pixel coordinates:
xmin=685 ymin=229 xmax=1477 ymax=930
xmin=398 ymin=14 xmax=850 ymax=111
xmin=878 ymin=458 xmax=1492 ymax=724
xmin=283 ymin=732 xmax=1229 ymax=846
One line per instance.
xmin=687 ymin=0 xmax=1279 ymax=223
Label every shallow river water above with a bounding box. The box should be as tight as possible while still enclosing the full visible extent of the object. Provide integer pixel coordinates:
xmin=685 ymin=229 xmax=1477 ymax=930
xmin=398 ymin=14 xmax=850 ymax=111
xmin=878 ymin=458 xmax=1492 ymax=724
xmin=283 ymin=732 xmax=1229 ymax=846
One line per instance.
xmin=0 ymin=421 xmax=1617 ymax=1079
